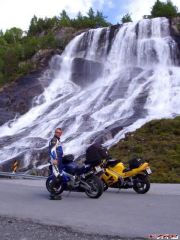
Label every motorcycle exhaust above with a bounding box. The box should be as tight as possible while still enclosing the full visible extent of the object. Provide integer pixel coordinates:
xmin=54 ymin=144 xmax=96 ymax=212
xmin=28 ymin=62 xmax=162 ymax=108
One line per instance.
xmin=79 ymin=180 xmax=91 ymax=191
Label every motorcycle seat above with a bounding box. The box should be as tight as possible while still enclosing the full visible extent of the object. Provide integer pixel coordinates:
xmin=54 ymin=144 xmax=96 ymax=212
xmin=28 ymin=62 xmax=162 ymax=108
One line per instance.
xmin=123 ymin=167 xmax=131 ymax=173
xmin=106 ymin=159 xmax=120 ymax=167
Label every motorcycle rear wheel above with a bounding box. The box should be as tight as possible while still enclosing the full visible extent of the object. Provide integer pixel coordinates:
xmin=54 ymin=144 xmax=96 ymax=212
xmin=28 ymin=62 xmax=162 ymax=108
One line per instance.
xmin=133 ymin=175 xmax=150 ymax=194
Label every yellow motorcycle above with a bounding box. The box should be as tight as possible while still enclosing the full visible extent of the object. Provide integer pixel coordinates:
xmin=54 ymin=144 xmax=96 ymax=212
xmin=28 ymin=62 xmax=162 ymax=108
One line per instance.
xmin=101 ymin=157 xmax=152 ymax=194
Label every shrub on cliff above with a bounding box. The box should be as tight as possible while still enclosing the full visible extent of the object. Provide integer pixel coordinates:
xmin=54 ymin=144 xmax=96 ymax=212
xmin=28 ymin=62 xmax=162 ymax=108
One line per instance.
xmin=151 ymin=0 xmax=179 ymax=18
xmin=121 ymin=14 xmax=133 ymax=23
xmin=0 ymin=31 xmax=59 ymax=86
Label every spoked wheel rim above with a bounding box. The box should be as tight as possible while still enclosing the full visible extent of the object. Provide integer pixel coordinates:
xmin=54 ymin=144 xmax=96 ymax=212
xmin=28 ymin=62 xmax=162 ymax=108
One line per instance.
xmin=133 ymin=176 xmax=150 ymax=194
xmin=86 ymin=178 xmax=99 ymax=197
xmin=136 ymin=181 xmax=147 ymax=191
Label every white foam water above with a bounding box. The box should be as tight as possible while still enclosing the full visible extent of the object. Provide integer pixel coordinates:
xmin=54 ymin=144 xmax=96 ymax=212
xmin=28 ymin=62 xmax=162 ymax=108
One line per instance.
xmin=0 ymin=17 xmax=179 ymax=167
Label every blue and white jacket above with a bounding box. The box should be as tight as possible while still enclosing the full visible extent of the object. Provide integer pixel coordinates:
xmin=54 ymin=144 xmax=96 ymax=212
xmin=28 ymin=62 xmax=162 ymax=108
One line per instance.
xmin=49 ymin=136 xmax=63 ymax=170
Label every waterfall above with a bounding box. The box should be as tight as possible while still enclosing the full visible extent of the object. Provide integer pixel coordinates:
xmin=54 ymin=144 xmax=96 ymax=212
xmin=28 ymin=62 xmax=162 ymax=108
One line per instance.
xmin=0 ymin=17 xmax=180 ymax=169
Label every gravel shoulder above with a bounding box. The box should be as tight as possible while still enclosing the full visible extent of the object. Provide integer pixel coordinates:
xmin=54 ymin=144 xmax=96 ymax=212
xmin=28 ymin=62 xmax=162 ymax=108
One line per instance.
xmin=0 ymin=215 xmax=144 ymax=240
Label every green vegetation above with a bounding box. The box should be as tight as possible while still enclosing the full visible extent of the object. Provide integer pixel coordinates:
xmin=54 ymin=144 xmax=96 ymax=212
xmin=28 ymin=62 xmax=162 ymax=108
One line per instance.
xmin=0 ymin=8 xmax=110 ymax=87
xmin=144 ymin=0 xmax=180 ymax=19
xmin=151 ymin=0 xmax=178 ymax=18
xmin=0 ymin=30 xmax=59 ymax=86
xmin=110 ymin=117 xmax=180 ymax=183
xmin=121 ymin=14 xmax=133 ymax=23
xmin=28 ymin=8 xmax=110 ymax=36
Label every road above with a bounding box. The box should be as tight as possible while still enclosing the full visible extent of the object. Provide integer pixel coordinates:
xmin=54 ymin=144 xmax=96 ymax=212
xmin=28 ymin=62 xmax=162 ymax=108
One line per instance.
xmin=0 ymin=179 xmax=179 ymax=239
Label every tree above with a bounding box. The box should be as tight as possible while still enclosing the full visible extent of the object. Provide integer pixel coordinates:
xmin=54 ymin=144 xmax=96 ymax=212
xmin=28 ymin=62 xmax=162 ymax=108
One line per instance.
xmin=87 ymin=8 xmax=95 ymax=19
xmin=39 ymin=33 xmax=58 ymax=49
xmin=71 ymin=12 xmax=84 ymax=28
xmin=0 ymin=58 xmax=4 ymax=72
xmin=121 ymin=14 xmax=133 ymax=23
xmin=59 ymin=10 xmax=71 ymax=26
xmin=95 ymin=11 xmax=109 ymax=27
xmin=151 ymin=0 xmax=178 ymax=18
xmin=4 ymin=27 xmax=23 ymax=44
xmin=28 ymin=16 xmax=57 ymax=36
xmin=28 ymin=15 xmax=38 ymax=36
xmin=0 ymin=36 xmax=7 ymax=45
xmin=77 ymin=11 xmax=83 ymax=20
xmin=2 ymin=48 xmax=19 ymax=77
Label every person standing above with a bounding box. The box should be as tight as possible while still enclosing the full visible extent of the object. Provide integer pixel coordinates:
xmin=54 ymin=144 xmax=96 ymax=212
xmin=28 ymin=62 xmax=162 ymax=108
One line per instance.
xmin=49 ymin=127 xmax=63 ymax=200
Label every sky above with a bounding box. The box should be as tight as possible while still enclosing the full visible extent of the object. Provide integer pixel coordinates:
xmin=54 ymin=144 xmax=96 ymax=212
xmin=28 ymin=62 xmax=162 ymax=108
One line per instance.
xmin=1 ymin=0 xmax=180 ymax=32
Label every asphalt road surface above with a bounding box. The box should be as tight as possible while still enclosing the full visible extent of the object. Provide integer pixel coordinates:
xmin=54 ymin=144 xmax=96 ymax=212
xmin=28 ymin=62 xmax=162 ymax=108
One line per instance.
xmin=0 ymin=179 xmax=179 ymax=239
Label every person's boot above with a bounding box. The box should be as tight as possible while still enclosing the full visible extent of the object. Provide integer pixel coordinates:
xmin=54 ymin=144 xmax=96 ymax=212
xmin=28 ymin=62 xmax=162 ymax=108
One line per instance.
xmin=49 ymin=194 xmax=62 ymax=200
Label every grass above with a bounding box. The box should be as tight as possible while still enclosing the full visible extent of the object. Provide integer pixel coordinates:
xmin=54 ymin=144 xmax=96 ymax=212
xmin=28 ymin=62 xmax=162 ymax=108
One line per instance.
xmin=109 ymin=116 xmax=180 ymax=183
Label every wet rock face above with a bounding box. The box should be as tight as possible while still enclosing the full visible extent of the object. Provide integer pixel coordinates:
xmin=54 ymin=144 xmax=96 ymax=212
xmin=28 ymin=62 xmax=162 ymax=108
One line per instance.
xmin=170 ymin=17 xmax=180 ymax=36
xmin=71 ymin=58 xmax=103 ymax=87
xmin=0 ymin=71 xmax=44 ymax=126
xmin=31 ymin=49 xmax=62 ymax=70
xmin=75 ymin=25 xmax=120 ymax=57
xmin=55 ymin=27 xmax=76 ymax=41
xmin=0 ymin=49 xmax=62 ymax=126
xmin=170 ymin=17 xmax=180 ymax=64
xmin=107 ymin=24 xmax=121 ymax=53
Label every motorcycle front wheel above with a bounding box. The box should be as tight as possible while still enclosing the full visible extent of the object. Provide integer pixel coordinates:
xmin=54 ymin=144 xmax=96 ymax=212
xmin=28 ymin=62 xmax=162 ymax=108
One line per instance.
xmin=46 ymin=176 xmax=64 ymax=196
xmin=133 ymin=175 xmax=150 ymax=194
xmin=85 ymin=175 xmax=104 ymax=198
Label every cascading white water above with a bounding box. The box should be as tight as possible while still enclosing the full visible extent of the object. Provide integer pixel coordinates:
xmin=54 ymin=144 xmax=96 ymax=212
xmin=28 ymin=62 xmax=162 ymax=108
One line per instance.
xmin=0 ymin=17 xmax=180 ymax=168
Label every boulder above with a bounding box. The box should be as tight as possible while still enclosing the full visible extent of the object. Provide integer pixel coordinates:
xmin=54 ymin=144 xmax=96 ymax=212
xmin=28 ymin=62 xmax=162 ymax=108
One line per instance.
xmin=54 ymin=27 xmax=76 ymax=41
xmin=31 ymin=49 xmax=62 ymax=70
xmin=71 ymin=58 xmax=103 ymax=87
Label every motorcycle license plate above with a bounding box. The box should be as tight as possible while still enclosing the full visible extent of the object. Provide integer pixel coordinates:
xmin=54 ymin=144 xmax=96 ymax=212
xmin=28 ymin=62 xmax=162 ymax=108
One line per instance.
xmin=95 ymin=166 xmax=102 ymax=173
xmin=146 ymin=167 xmax=152 ymax=174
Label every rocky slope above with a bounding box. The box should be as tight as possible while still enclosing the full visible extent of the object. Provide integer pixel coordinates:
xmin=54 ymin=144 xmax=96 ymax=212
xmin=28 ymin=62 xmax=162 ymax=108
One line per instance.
xmin=0 ymin=27 xmax=85 ymax=126
xmin=0 ymin=24 xmax=118 ymax=126
xmin=0 ymin=49 xmax=60 ymax=126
